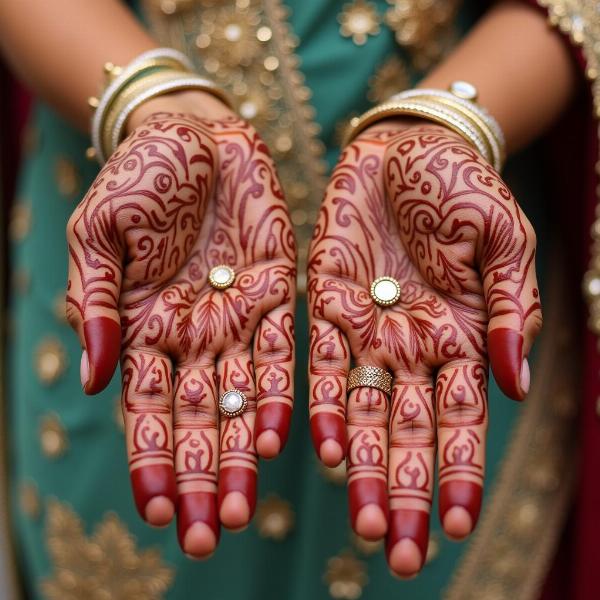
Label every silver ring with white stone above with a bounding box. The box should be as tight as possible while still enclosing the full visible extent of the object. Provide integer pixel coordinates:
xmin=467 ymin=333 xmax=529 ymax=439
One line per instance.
xmin=209 ymin=265 xmax=236 ymax=290
xmin=370 ymin=276 xmax=401 ymax=307
xmin=219 ymin=389 xmax=248 ymax=418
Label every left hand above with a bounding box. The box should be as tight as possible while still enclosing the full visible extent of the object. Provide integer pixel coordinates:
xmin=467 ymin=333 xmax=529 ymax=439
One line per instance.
xmin=307 ymin=121 xmax=542 ymax=577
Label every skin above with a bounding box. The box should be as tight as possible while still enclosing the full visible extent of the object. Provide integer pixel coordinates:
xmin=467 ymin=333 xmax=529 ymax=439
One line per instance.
xmin=66 ymin=112 xmax=297 ymax=557
xmin=307 ymin=122 xmax=542 ymax=577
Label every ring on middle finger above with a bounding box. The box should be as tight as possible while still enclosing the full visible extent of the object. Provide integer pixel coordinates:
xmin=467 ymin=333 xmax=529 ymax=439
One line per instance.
xmin=347 ymin=365 xmax=392 ymax=396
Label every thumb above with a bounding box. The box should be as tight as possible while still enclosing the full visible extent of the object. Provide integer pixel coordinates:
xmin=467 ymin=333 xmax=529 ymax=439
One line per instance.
xmin=66 ymin=202 xmax=123 ymax=395
xmin=481 ymin=213 xmax=542 ymax=401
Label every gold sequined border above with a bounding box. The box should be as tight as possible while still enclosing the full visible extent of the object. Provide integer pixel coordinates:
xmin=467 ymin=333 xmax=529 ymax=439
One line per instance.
xmin=444 ymin=247 xmax=578 ymax=600
xmin=141 ymin=0 xmax=329 ymax=291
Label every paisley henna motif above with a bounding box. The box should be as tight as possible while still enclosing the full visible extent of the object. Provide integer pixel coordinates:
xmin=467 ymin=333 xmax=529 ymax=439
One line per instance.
xmin=308 ymin=124 xmax=541 ymax=577
xmin=67 ymin=113 xmax=296 ymax=557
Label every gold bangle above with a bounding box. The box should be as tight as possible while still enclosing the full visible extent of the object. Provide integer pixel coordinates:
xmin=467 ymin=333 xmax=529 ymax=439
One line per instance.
xmin=347 ymin=366 xmax=393 ymax=396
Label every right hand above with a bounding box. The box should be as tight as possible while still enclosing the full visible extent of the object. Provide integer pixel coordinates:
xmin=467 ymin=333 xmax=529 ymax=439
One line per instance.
xmin=66 ymin=101 xmax=297 ymax=558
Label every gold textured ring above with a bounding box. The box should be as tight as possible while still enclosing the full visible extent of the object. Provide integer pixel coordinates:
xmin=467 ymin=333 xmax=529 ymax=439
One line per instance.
xmin=209 ymin=265 xmax=236 ymax=290
xmin=219 ymin=389 xmax=248 ymax=418
xmin=370 ymin=276 xmax=401 ymax=307
xmin=347 ymin=366 xmax=393 ymax=396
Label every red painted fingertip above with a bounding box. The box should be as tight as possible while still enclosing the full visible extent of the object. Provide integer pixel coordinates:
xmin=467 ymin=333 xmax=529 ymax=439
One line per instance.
xmin=255 ymin=403 xmax=292 ymax=457
xmin=348 ymin=479 xmax=389 ymax=540
xmin=177 ymin=492 xmax=220 ymax=557
xmin=310 ymin=413 xmax=346 ymax=464
xmin=130 ymin=465 xmax=177 ymax=525
xmin=218 ymin=467 xmax=257 ymax=528
xmin=83 ymin=317 xmax=121 ymax=394
xmin=439 ymin=481 xmax=482 ymax=539
xmin=488 ymin=328 xmax=525 ymax=401
xmin=386 ymin=509 xmax=429 ymax=576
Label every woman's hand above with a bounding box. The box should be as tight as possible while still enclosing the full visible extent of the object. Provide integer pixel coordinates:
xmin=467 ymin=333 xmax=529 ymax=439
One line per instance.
xmin=66 ymin=106 xmax=296 ymax=558
xmin=307 ymin=122 xmax=541 ymax=577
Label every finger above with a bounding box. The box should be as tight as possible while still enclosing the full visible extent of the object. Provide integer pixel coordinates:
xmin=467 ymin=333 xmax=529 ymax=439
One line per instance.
xmin=217 ymin=348 xmax=258 ymax=530
xmin=121 ymin=349 xmax=176 ymax=527
xmin=308 ymin=318 xmax=350 ymax=467
xmin=346 ymin=365 xmax=390 ymax=541
xmin=436 ymin=361 xmax=487 ymax=540
xmin=253 ymin=306 xmax=295 ymax=459
xmin=386 ymin=381 xmax=435 ymax=578
xmin=480 ymin=207 xmax=542 ymax=400
xmin=173 ymin=362 xmax=220 ymax=558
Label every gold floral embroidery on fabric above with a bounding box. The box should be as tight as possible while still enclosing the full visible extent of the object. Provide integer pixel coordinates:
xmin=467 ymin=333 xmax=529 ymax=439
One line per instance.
xmin=338 ymin=0 xmax=381 ymax=46
xmin=19 ymin=480 xmax=41 ymax=519
xmin=39 ymin=413 xmax=68 ymax=459
xmin=41 ymin=499 xmax=174 ymax=600
xmin=9 ymin=201 xmax=32 ymax=243
xmin=319 ymin=459 xmax=347 ymax=486
xmin=351 ymin=533 xmax=382 ymax=556
xmin=142 ymin=0 xmax=328 ymax=288
xmin=255 ymin=494 xmax=294 ymax=540
xmin=542 ymin=1 xmax=600 ymax=337
xmin=323 ymin=550 xmax=368 ymax=600
xmin=55 ymin=157 xmax=81 ymax=198
xmin=385 ymin=0 xmax=462 ymax=70
xmin=35 ymin=337 xmax=67 ymax=385
xmin=367 ymin=54 xmax=411 ymax=103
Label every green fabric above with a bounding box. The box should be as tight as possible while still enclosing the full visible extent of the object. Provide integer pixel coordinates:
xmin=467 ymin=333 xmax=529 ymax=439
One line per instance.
xmin=8 ymin=2 xmax=548 ymax=599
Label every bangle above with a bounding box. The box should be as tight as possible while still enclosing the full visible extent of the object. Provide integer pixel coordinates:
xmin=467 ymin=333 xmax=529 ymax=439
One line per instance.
xmin=343 ymin=81 xmax=506 ymax=172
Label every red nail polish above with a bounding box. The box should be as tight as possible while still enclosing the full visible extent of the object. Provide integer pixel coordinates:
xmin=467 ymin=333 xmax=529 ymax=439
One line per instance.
xmin=177 ymin=492 xmax=220 ymax=549
xmin=348 ymin=479 xmax=389 ymax=529
xmin=130 ymin=464 xmax=177 ymax=521
xmin=255 ymin=403 xmax=292 ymax=451
xmin=218 ymin=467 xmax=257 ymax=519
xmin=439 ymin=481 xmax=482 ymax=527
xmin=488 ymin=328 xmax=524 ymax=401
xmin=385 ymin=509 xmax=429 ymax=568
xmin=83 ymin=317 xmax=121 ymax=394
xmin=310 ymin=413 xmax=346 ymax=458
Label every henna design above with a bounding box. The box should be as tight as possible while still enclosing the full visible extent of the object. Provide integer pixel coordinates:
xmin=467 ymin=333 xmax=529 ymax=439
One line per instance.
xmin=66 ymin=113 xmax=296 ymax=556
xmin=308 ymin=124 xmax=542 ymax=576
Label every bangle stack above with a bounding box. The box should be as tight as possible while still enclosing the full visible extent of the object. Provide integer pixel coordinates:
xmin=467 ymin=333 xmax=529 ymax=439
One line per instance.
xmin=343 ymin=81 xmax=506 ymax=172
xmin=88 ymin=47 xmax=231 ymax=164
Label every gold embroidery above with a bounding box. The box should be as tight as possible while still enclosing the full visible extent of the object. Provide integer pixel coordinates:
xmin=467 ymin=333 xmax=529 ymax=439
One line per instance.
xmin=19 ymin=480 xmax=41 ymax=519
xmin=543 ymin=1 xmax=600 ymax=336
xmin=338 ymin=1 xmax=381 ymax=46
xmin=385 ymin=0 xmax=461 ymax=70
xmin=41 ymin=498 xmax=174 ymax=599
xmin=352 ymin=533 xmax=382 ymax=556
xmin=367 ymin=54 xmax=411 ymax=103
xmin=40 ymin=413 xmax=68 ymax=459
xmin=143 ymin=0 xmax=328 ymax=287
xmin=319 ymin=460 xmax=347 ymax=485
xmin=254 ymin=495 xmax=294 ymax=540
xmin=9 ymin=202 xmax=32 ymax=243
xmin=323 ymin=550 xmax=368 ymax=600
xmin=55 ymin=157 xmax=80 ymax=197
xmin=445 ymin=251 xmax=578 ymax=599
xmin=35 ymin=337 xmax=68 ymax=385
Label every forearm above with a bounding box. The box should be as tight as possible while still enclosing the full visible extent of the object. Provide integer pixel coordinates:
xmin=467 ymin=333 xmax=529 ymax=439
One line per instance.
xmin=420 ymin=1 xmax=578 ymax=154
xmin=0 ymin=0 xmax=156 ymax=130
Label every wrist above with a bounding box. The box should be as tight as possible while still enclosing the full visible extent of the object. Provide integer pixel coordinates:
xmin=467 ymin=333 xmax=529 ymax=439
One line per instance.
xmin=126 ymin=89 xmax=235 ymax=133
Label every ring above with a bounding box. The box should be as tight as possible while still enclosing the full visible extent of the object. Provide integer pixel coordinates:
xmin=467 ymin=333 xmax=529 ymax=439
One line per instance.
xmin=219 ymin=388 xmax=248 ymax=418
xmin=370 ymin=276 xmax=401 ymax=307
xmin=347 ymin=366 xmax=392 ymax=396
xmin=209 ymin=265 xmax=235 ymax=290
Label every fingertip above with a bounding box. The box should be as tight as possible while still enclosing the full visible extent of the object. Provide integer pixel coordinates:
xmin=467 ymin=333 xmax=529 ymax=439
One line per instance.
xmin=488 ymin=328 xmax=525 ymax=400
xmin=443 ymin=506 xmax=473 ymax=540
xmin=83 ymin=316 xmax=121 ymax=394
xmin=319 ymin=439 xmax=344 ymax=466
xmin=355 ymin=504 xmax=387 ymax=540
xmin=144 ymin=496 xmax=175 ymax=527
xmin=219 ymin=491 xmax=250 ymax=529
xmin=388 ymin=538 xmax=423 ymax=578
xmin=183 ymin=522 xmax=217 ymax=558
xmin=256 ymin=430 xmax=281 ymax=459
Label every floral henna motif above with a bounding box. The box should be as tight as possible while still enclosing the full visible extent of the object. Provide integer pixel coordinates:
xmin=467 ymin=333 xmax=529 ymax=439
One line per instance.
xmin=67 ymin=113 xmax=296 ymax=556
xmin=307 ymin=124 xmax=541 ymax=576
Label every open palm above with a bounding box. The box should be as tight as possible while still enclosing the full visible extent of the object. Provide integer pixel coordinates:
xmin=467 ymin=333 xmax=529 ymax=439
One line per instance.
xmin=308 ymin=124 xmax=541 ymax=577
